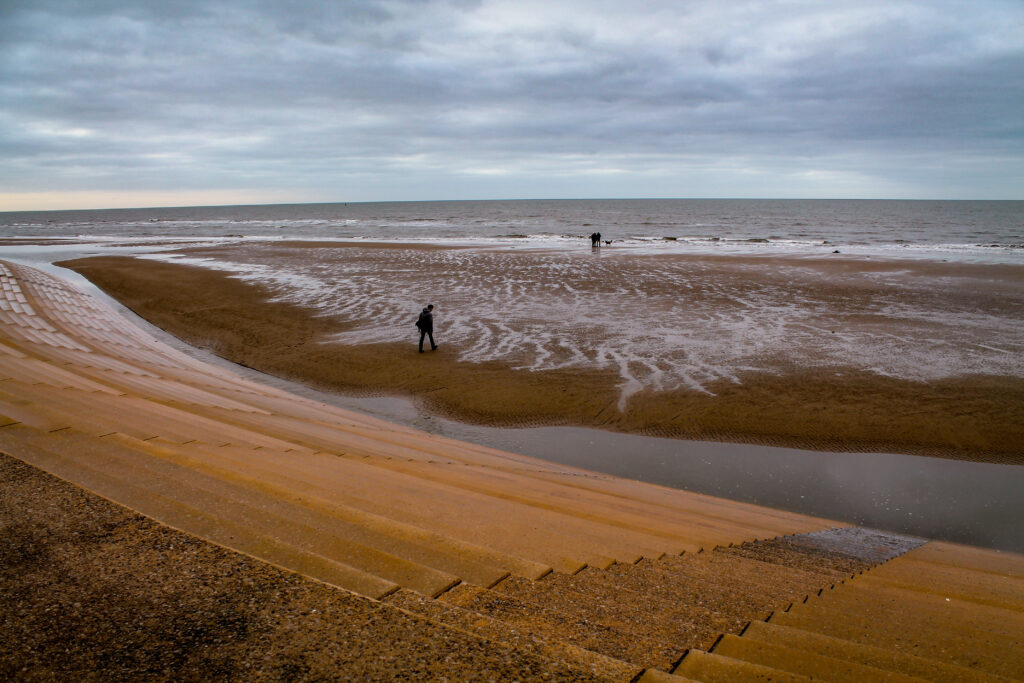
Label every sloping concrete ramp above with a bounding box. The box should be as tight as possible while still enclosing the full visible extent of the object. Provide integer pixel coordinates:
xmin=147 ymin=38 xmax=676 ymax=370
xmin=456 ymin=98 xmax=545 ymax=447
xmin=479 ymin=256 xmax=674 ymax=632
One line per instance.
xmin=0 ymin=260 xmax=837 ymax=588
xmin=2 ymin=259 xmax=1023 ymax=680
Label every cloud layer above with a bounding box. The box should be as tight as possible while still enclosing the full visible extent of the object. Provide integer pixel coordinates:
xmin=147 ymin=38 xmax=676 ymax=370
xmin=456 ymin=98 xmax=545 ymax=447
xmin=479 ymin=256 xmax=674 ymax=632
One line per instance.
xmin=2 ymin=0 xmax=1023 ymax=208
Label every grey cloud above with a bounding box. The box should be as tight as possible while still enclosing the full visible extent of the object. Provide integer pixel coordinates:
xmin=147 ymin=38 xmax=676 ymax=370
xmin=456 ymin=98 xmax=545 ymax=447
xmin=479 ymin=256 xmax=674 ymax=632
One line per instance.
xmin=1 ymin=0 xmax=1022 ymax=202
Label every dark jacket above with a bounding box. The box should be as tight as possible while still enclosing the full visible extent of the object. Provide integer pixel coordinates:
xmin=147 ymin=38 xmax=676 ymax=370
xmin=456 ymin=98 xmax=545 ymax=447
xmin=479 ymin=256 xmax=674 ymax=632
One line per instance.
xmin=416 ymin=308 xmax=433 ymax=332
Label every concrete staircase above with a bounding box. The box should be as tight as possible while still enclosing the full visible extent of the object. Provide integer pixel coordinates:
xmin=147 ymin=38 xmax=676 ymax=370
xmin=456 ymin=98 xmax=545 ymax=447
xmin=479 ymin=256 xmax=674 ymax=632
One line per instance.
xmin=394 ymin=528 xmax=923 ymax=675
xmin=674 ymin=539 xmax=1024 ymax=681
xmin=3 ymin=258 xmax=1023 ymax=681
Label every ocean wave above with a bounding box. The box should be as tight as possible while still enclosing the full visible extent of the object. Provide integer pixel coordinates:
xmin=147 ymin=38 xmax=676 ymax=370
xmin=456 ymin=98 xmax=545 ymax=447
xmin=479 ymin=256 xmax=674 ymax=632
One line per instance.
xmin=3 ymin=199 xmax=1023 ymax=265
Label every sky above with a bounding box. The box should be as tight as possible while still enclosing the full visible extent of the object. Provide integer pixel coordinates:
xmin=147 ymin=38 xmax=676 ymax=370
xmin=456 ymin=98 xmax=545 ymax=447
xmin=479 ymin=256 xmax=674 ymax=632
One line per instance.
xmin=1 ymin=0 xmax=1023 ymax=210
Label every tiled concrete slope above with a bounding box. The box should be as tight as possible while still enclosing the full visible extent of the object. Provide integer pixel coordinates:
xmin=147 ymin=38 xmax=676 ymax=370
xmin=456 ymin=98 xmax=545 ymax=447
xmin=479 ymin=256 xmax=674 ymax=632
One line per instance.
xmin=2 ymin=445 xmax=929 ymax=681
xmin=0 ymin=452 xmax=616 ymax=682
xmin=0 ymin=259 xmax=835 ymax=595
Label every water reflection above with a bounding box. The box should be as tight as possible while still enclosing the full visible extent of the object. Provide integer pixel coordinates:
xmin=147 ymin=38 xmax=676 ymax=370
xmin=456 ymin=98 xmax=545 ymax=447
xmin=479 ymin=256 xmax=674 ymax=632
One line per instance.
xmin=249 ymin=388 xmax=1024 ymax=555
xmin=493 ymin=427 xmax=1023 ymax=553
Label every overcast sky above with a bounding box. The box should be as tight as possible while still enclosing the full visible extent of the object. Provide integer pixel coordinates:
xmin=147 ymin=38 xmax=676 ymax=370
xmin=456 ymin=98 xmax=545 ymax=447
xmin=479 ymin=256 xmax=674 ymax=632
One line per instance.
xmin=1 ymin=0 xmax=1022 ymax=210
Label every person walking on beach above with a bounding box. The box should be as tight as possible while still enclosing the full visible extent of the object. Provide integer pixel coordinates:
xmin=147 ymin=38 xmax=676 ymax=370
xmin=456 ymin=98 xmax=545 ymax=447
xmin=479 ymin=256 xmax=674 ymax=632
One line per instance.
xmin=416 ymin=304 xmax=437 ymax=353
xmin=590 ymin=231 xmax=602 ymax=247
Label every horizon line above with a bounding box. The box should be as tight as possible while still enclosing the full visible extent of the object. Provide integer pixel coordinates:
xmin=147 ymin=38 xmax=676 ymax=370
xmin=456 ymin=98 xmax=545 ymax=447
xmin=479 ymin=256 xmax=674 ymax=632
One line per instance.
xmin=4 ymin=196 xmax=1022 ymax=214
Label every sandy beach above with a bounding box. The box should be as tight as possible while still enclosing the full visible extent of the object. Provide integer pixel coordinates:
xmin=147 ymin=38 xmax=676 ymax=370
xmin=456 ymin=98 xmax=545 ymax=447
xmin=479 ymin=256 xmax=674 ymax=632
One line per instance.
xmin=60 ymin=244 xmax=1024 ymax=462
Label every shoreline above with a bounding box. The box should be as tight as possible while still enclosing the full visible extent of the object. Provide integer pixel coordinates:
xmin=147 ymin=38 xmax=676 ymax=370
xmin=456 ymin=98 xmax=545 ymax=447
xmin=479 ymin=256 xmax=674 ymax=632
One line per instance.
xmin=3 ymin=231 xmax=1024 ymax=270
xmin=2 ymin=252 xmax=1021 ymax=551
xmin=48 ymin=290 xmax=1021 ymax=552
xmin=59 ymin=251 xmax=1024 ymax=464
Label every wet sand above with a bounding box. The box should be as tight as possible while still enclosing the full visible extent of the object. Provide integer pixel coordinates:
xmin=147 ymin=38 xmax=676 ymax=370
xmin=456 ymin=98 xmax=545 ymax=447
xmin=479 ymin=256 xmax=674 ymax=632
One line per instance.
xmin=60 ymin=249 xmax=1024 ymax=463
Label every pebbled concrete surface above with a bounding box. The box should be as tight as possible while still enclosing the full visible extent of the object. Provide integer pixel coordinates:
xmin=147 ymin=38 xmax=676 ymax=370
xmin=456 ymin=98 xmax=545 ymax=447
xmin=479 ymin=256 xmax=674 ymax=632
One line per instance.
xmin=0 ymin=453 xmax=604 ymax=682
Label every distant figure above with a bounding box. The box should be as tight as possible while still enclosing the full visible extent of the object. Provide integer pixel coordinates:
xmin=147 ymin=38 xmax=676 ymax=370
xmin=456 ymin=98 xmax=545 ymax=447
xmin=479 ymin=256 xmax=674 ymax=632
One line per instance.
xmin=416 ymin=304 xmax=437 ymax=353
xmin=590 ymin=231 xmax=602 ymax=247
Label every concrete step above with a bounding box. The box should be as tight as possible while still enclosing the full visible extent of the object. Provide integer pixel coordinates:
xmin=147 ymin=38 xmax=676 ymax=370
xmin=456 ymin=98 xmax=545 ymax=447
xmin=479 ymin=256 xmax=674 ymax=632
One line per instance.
xmin=83 ymin=431 xmax=470 ymax=598
xmin=784 ymin=526 xmax=925 ymax=564
xmin=111 ymin=434 xmax=539 ymax=588
xmin=94 ymin=432 xmax=538 ymax=597
xmin=439 ymin=582 xmax=685 ymax=670
xmin=673 ymin=649 xmax=811 ymax=682
xmin=522 ymin=467 xmax=837 ymax=538
xmin=0 ymin=336 xmax=28 ymax=358
xmin=770 ymin=600 xmax=1024 ymax=679
xmin=0 ymin=394 xmax=73 ymax=432
xmin=157 ymin=442 xmax=555 ymax=581
xmin=39 ymin=345 xmax=160 ymax=377
xmin=805 ymin=580 xmax=1024 ymax=640
xmin=130 ymin=437 xmax=652 ymax=575
xmin=220 ymin=419 xmax=790 ymax=560
xmin=767 ymin=537 xmax=877 ymax=576
xmin=567 ymin=560 xmax=779 ymax=625
xmin=711 ymin=633 xmax=925 ymax=682
xmin=384 ymin=588 xmax=640 ymax=681
xmin=137 ymin=438 xmax=610 ymax=575
xmin=905 ymin=541 xmax=1024 ymax=580
xmin=654 ymin=551 xmax=837 ymax=605
xmin=636 ymin=669 xmax=701 ymax=682
xmin=645 ymin=552 xmax=819 ymax=611
xmin=715 ymin=539 xmax=858 ymax=580
xmin=97 ymin=370 xmax=268 ymax=413
xmin=199 ymin=403 xmax=466 ymax=461
xmin=1 ymin=425 xmax=465 ymax=597
xmin=0 ymin=426 xmax=399 ymax=599
xmin=0 ymin=354 xmax=120 ymax=393
xmin=133 ymin=362 xmax=288 ymax=398
xmin=0 ymin=379 xmax=304 ymax=449
xmin=864 ymin=556 xmax=1024 ymax=612
xmin=0 ymin=451 xmax=614 ymax=682
xmin=740 ymin=620 xmax=1013 ymax=682
xmin=492 ymin=573 xmax=736 ymax=653
xmin=334 ymin=455 xmax=719 ymax=556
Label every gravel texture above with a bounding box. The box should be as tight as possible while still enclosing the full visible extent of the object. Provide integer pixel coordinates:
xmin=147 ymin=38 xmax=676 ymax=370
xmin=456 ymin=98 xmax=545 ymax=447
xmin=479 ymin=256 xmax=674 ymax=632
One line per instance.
xmin=0 ymin=453 xmax=604 ymax=682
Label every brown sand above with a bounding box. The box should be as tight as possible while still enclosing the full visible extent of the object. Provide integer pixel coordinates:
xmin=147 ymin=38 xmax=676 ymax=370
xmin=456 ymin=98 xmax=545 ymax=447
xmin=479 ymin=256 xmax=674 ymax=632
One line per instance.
xmin=60 ymin=253 xmax=1024 ymax=463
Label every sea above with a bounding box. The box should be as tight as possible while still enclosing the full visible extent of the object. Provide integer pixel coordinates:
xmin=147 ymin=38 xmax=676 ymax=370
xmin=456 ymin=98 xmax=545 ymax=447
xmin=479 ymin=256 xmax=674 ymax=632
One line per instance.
xmin=2 ymin=198 xmax=1023 ymax=263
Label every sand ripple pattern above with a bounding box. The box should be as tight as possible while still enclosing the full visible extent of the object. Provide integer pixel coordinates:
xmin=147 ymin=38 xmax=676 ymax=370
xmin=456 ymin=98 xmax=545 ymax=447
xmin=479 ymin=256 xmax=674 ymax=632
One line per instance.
xmin=153 ymin=246 xmax=1024 ymax=407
